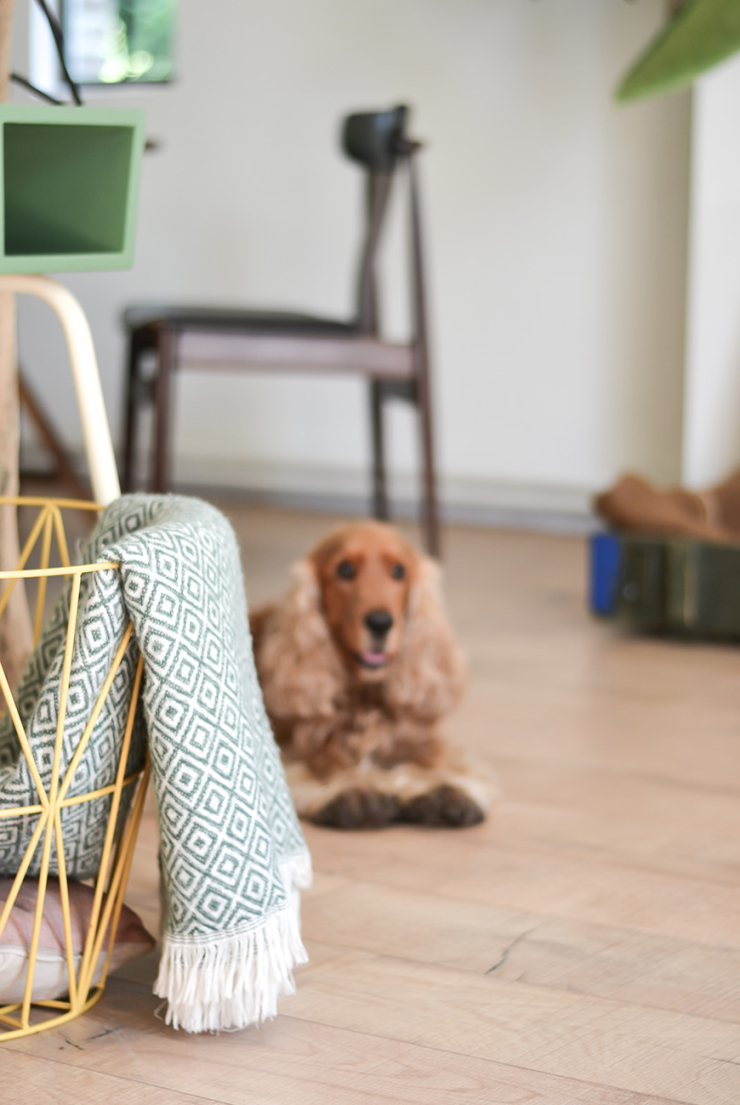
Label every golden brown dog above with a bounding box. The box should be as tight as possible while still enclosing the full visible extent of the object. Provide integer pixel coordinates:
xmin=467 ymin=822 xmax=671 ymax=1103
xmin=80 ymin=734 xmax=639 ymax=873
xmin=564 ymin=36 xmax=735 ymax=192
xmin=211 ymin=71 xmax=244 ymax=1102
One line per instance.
xmin=250 ymin=521 xmax=491 ymax=829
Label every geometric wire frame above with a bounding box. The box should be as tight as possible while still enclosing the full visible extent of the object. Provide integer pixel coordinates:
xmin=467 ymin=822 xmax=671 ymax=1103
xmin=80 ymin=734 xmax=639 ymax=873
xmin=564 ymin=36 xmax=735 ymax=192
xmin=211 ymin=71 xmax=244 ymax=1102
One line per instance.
xmin=0 ymin=497 xmax=149 ymax=1040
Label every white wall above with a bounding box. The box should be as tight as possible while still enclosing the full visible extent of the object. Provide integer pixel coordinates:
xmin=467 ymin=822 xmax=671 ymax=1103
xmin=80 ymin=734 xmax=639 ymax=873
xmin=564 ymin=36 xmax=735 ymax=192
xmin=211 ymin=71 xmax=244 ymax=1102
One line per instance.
xmin=12 ymin=0 xmax=691 ymax=518
xmin=683 ymin=54 xmax=740 ymax=489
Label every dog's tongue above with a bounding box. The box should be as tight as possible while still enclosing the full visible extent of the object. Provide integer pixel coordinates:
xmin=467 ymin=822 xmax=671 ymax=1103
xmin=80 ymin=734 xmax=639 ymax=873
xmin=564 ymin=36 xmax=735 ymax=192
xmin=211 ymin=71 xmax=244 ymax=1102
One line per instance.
xmin=361 ymin=650 xmax=387 ymax=667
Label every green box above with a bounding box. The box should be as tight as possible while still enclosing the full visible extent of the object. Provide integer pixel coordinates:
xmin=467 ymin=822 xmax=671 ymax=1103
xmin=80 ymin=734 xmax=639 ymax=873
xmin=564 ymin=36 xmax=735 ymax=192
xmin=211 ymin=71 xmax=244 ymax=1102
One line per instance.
xmin=0 ymin=105 xmax=144 ymax=273
xmin=609 ymin=534 xmax=740 ymax=642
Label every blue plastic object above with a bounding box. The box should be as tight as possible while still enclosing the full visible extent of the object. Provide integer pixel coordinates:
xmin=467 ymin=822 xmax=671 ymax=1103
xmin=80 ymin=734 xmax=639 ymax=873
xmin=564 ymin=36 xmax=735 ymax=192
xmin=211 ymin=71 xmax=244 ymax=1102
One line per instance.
xmin=589 ymin=532 xmax=623 ymax=617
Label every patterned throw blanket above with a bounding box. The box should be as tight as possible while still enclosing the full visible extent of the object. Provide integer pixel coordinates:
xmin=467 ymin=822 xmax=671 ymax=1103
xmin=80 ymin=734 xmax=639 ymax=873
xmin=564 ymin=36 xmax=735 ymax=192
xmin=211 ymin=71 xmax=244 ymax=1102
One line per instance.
xmin=0 ymin=495 xmax=311 ymax=1032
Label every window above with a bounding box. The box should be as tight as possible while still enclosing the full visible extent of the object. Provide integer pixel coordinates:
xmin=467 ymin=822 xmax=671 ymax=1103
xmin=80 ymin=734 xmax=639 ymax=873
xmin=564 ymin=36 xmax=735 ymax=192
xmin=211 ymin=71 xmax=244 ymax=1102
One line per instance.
xmin=62 ymin=0 xmax=177 ymax=86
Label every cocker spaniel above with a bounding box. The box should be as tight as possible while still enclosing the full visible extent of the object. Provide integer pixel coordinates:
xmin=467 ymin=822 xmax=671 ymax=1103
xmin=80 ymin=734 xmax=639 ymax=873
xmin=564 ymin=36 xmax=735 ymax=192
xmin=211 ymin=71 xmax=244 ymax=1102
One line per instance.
xmin=250 ymin=521 xmax=491 ymax=829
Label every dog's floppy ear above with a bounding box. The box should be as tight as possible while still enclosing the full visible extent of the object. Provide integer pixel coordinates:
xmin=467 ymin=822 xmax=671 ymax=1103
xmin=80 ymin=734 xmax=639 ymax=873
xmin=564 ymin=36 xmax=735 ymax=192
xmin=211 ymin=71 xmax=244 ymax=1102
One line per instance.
xmin=384 ymin=556 xmax=465 ymax=720
xmin=256 ymin=558 xmax=346 ymax=719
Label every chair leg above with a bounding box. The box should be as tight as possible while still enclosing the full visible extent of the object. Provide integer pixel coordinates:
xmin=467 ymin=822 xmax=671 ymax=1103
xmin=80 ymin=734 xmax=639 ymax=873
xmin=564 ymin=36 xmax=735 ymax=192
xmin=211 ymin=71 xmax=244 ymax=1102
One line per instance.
xmin=0 ymin=275 xmax=120 ymax=505
xmin=416 ymin=372 xmax=441 ymax=559
xmin=151 ymin=329 xmax=176 ymax=493
xmin=370 ymin=380 xmax=389 ymax=520
xmin=19 ymin=374 xmax=89 ymax=501
xmin=121 ymin=332 xmax=141 ymax=493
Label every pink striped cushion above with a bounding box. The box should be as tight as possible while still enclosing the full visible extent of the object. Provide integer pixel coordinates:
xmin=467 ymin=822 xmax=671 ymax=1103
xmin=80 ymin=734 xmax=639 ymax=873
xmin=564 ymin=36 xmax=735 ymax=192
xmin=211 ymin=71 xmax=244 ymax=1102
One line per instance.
xmin=0 ymin=877 xmax=155 ymax=1003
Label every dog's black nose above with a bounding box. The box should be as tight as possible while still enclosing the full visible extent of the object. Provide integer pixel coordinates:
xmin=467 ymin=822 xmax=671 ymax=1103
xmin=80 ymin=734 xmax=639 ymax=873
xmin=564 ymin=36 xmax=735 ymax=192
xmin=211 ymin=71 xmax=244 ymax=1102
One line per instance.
xmin=364 ymin=609 xmax=394 ymax=637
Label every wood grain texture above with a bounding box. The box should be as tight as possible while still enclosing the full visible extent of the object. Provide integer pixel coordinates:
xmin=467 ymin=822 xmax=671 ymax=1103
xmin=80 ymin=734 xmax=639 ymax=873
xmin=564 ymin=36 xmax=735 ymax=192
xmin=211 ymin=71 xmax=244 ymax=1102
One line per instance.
xmin=0 ymin=0 xmax=35 ymax=690
xmin=300 ymin=874 xmax=740 ymax=1022
xmin=5 ymin=497 xmax=740 ymax=1103
xmin=6 ymin=982 xmax=687 ymax=1105
xmin=1 ymin=1047 xmax=211 ymax=1104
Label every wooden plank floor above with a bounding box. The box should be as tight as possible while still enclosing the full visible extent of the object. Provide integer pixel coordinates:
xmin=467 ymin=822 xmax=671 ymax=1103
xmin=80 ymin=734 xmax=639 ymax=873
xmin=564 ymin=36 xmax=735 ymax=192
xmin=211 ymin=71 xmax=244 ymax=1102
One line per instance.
xmin=5 ymin=501 xmax=740 ymax=1104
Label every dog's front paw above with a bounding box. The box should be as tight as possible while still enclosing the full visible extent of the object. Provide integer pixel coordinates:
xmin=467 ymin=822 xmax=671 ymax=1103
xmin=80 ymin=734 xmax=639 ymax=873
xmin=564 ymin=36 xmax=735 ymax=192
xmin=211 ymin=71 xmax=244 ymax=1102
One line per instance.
xmin=312 ymin=787 xmax=400 ymax=830
xmin=400 ymin=784 xmax=485 ymax=828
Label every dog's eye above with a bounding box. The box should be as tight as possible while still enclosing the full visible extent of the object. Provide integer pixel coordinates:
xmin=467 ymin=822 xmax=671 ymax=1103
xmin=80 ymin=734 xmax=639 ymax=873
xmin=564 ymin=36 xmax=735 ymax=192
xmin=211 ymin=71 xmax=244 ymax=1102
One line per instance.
xmin=336 ymin=560 xmax=356 ymax=580
xmin=390 ymin=563 xmax=406 ymax=580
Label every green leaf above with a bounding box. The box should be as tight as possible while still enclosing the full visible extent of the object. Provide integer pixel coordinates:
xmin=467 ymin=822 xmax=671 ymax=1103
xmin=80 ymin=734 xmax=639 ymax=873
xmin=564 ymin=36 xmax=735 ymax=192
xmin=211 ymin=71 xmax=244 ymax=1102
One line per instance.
xmin=616 ymin=0 xmax=740 ymax=103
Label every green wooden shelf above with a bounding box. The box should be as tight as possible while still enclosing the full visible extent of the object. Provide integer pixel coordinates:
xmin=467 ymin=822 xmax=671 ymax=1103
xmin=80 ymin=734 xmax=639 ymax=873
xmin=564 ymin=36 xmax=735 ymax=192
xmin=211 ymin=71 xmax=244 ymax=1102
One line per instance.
xmin=0 ymin=105 xmax=145 ymax=274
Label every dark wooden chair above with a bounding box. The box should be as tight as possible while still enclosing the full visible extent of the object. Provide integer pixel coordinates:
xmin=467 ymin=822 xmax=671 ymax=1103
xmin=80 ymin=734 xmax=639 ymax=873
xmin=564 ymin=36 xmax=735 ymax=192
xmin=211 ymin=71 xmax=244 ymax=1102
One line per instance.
xmin=120 ymin=105 xmax=440 ymax=555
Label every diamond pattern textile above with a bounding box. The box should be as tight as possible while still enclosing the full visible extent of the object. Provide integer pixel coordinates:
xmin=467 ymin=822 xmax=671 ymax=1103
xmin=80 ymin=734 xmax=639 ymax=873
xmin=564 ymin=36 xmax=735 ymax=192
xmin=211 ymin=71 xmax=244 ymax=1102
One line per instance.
xmin=0 ymin=495 xmax=311 ymax=1031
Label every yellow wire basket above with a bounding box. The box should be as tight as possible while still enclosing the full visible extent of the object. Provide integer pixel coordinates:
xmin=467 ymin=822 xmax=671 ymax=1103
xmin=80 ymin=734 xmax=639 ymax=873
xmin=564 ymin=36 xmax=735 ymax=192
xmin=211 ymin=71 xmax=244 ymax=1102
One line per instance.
xmin=0 ymin=497 xmax=149 ymax=1040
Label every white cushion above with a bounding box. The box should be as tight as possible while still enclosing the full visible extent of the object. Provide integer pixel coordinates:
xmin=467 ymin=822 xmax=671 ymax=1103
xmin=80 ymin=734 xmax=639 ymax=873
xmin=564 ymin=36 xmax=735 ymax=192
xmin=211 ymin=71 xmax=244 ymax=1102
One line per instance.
xmin=0 ymin=877 xmax=155 ymax=1003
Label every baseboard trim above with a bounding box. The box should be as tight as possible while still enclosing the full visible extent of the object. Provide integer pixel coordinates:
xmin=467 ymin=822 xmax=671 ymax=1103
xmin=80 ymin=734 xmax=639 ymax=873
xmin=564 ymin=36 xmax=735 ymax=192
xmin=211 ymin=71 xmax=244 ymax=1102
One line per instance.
xmin=171 ymin=458 xmax=595 ymax=535
xmin=21 ymin=445 xmax=596 ymax=535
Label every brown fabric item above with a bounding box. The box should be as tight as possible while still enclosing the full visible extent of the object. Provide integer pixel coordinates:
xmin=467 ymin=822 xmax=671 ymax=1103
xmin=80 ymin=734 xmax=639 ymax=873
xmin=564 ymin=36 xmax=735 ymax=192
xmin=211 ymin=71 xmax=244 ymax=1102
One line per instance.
xmin=594 ymin=473 xmax=736 ymax=543
xmin=708 ymin=470 xmax=740 ymax=538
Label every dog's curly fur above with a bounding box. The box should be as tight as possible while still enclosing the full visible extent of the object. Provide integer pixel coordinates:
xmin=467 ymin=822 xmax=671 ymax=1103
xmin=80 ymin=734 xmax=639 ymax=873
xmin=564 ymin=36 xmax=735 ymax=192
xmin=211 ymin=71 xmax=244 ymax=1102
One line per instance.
xmin=250 ymin=521 xmax=491 ymax=829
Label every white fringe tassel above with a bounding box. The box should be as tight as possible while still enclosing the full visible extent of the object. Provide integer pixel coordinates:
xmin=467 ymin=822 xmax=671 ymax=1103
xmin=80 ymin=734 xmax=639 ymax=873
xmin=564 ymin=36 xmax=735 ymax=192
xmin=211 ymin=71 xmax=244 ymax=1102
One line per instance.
xmin=154 ymin=850 xmax=313 ymax=1033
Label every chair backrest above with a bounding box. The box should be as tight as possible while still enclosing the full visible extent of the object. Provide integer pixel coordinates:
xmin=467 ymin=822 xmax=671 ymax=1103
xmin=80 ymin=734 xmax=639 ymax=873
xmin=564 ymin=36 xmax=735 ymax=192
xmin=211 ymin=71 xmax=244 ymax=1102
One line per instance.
xmin=341 ymin=106 xmax=420 ymax=337
xmin=342 ymin=105 xmax=409 ymax=172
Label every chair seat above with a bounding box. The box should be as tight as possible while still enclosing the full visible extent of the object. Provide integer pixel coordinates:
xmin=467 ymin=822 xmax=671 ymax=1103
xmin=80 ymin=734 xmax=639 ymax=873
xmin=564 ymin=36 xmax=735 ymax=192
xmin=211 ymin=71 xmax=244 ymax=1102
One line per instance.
xmin=123 ymin=304 xmax=358 ymax=336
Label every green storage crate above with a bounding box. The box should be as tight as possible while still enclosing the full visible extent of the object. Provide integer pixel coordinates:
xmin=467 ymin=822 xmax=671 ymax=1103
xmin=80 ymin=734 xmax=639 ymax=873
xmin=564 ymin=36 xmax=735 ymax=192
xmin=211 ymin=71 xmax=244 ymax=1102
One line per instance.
xmin=0 ymin=104 xmax=145 ymax=273
xmin=610 ymin=535 xmax=740 ymax=641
